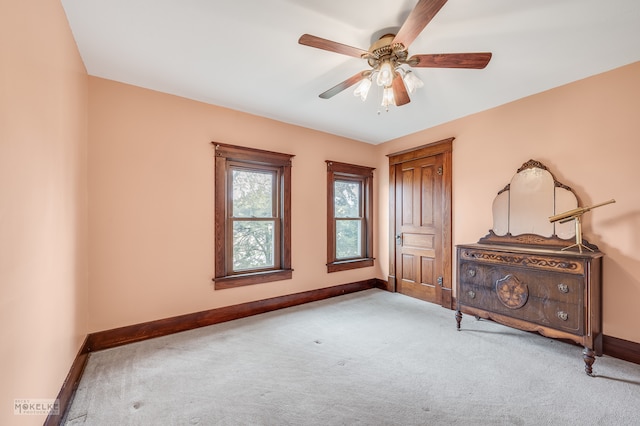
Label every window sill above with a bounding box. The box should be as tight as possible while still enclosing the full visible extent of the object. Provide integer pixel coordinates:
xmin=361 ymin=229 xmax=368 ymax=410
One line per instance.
xmin=327 ymin=258 xmax=374 ymax=273
xmin=214 ymin=269 xmax=293 ymax=290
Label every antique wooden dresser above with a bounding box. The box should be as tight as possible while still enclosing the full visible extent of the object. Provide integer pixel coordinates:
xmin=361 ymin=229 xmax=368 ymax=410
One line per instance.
xmin=455 ymin=160 xmax=604 ymax=375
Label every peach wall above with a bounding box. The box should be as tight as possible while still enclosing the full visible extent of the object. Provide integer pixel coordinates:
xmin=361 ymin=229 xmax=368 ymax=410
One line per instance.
xmin=0 ymin=1 xmax=88 ymax=425
xmin=376 ymin=61 xmax=640 ymax=344
xmin=87 ymin=78 xmax=380 ymax=332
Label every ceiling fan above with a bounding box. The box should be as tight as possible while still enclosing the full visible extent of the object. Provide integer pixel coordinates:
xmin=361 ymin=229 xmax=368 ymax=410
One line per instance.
xmin=298 ymin=0 xmax=492 ymax=109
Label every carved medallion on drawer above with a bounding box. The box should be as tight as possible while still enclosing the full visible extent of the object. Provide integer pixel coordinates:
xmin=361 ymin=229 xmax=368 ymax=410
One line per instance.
xmin=495 ymin=274 xmax=528 ymax=309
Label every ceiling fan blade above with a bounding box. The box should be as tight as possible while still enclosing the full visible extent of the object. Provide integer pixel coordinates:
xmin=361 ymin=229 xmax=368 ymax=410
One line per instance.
xmin=319 ymin=71 xmax=369 ymax=99
xmin=409 ymin=52 xmax=492 ymax=69
xmin=393 ymin=0 xmax=448 ymax=48
xmin=392 ymin=74 xmax=410 ymax=106
xmin=298 ymin=34 xmax=369 ymax=59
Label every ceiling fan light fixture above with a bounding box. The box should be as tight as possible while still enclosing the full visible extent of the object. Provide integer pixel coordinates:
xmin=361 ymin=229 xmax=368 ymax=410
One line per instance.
xmin=381 ymin=86 xmax=395 ymax=111
xmin=376 ymin=60 xmax=394 ymax=87
xmin=353 ymin=77 xmax=372 ymax=101
xmin=402 ymin=69 xmax=424 ymax=93
xmin=298 ymin=0 xmax=493 ymax=112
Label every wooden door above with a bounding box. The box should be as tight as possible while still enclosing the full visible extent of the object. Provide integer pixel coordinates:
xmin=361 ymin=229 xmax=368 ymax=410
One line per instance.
xmin=388 ymin=139 xmax=452 ymax=308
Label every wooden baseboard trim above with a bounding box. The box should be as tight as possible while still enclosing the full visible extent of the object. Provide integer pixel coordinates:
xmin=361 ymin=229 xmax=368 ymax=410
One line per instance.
xmin=603 ymin=335 xmax=640 ymax=365
xmin=44 ymin=337 xmax=90 ymax=426
xmin=86 ymin=279 xmax=382 ymax=352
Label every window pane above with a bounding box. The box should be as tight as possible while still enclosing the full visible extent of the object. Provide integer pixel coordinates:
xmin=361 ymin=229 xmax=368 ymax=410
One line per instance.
xmin=232 ymin=169 xmax=274 ymax=218
xmin=336 ymin=219 xmax=362 ymax=259
xmin=233 ymin=221 xmax=275 ymax=271
xmin=334 ymin=180 xmax=361 ymax=218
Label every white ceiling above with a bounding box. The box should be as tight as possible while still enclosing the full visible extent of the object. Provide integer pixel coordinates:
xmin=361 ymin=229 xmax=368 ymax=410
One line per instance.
xmin=61 ymin=0 xmax=640 ymax=144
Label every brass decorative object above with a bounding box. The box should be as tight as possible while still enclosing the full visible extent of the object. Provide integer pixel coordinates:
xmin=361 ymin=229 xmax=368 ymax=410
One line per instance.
xmin=549 ymin=199 xmax=616 ymax=253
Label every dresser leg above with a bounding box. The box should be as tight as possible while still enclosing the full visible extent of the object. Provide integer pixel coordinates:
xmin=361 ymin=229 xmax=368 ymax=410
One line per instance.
xmin=455 ymin=310 xmax=462 ymax=330
xmin=583 ymin=347 xmax=595 ymax=376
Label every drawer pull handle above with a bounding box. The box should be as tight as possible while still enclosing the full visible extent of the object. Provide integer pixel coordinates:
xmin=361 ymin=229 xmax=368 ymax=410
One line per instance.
xmin=558 ymin=283 xmax=569 ymax=293
xmin=557 ymin=311 xmax=568 ymax=321
xmin=468 ymin=290 xmax=476 ymax=299
xmin=468 ymin=269 xmax=476 ymax=277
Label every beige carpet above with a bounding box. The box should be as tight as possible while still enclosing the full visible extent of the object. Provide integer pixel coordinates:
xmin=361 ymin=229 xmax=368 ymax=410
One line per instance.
xmin=65 ymin=289 xmax=640 ymax=425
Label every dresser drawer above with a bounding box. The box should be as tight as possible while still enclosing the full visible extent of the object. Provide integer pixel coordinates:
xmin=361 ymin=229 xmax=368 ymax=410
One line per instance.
xmin=458 ymin=281 xmax=583 ymax=333
xmin=542 ymin=300 xmax=583 ymax=333
xmin=459 ymin=261 xmax=584 ymax=305
xmin=458 ymin=256 xmax=585 ymax=334
xmin=458 ymin=247 xmax=586 ymax=275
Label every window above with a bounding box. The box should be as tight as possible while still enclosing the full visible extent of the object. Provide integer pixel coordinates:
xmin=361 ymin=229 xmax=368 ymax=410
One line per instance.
xmin=326 ymin=161 xmax=374 ymax=273
xmin=213 ymin=143 xmax=294 ymax=289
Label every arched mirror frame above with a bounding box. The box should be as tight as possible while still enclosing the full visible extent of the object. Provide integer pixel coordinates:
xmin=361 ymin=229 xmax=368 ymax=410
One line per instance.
xmin=478 ymin=159 xmax=598 ymax=250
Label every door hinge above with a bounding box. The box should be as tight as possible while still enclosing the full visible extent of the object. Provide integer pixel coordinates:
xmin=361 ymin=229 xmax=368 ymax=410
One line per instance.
xmin=437 ymin=276 xmax=444 ymax=286
xmin=437 ymin=166 xmax=443 ymax=176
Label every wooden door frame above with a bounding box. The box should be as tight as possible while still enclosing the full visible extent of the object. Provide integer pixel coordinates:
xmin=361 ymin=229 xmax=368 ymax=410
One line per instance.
xmin=387 ymin=137 xmax=453 ymax=309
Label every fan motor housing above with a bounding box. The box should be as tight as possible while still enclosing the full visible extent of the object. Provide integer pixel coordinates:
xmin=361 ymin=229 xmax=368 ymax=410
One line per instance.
xmin=367 ymin=33 xmax=408 ymax=68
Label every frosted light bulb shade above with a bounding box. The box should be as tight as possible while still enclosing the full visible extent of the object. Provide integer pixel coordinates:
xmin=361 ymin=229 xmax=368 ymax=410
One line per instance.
xmin=403 ymin=71 xmax=424 ymax=93
xmin=381 ymin=86 xmax=395 ymax=108
xmin=353 ymin=78 xmax=372 ymax=101
xmin=376 ymin=61 xmax=394 ymax=87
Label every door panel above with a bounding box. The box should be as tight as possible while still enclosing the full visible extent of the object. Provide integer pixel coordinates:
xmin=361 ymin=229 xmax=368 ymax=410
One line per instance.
xmin=401 ymin=254 xmax=415 ymax=282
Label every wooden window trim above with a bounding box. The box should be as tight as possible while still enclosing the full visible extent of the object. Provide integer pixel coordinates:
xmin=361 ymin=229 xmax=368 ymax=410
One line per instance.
xmin=326 ymin=161 xmax=375 ymax=273
xmin=213 ymin=142 xmax=294 ymax=289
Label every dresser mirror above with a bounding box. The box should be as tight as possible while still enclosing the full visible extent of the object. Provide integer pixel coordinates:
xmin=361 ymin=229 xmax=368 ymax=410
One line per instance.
xmin=480 ymin=159 xmax=596 ymax=250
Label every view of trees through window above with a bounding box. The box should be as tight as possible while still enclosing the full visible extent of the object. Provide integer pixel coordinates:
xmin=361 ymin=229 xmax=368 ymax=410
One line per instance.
xmin=334 ymin=179 xmax=363 ymax=259
xmin=231 ymin=168 xmax=276 ymax=271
